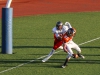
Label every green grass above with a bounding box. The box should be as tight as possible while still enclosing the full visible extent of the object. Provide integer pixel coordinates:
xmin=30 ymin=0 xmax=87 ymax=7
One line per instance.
xmin=0 ymin=12 xmax=100 ymax=75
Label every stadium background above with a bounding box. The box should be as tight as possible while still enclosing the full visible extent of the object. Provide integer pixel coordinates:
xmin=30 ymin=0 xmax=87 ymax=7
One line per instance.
xmin=0 ymin=0 xmax=100 ymax=17
xmin=0 ymin=0 xmax=100 ymax=75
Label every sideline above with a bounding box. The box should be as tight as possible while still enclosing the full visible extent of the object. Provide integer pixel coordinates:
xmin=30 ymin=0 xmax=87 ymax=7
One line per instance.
xmin=0 ymin=37 xmax=100 ymax=74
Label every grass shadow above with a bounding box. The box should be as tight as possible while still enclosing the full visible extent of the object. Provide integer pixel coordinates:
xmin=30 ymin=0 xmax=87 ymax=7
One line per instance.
xmin=80 ymin=46 xmax=100 ymax=49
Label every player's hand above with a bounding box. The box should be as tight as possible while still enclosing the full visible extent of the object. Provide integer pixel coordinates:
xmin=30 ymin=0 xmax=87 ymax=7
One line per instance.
xmin=57 ymin=34 xmax=63 ymax=40
xmin=57 ymin=37 xmax=62 ymax=40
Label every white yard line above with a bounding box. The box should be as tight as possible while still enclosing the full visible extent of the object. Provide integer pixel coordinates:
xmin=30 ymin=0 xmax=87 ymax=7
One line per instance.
xmin=78 ymin=37 xmax=100 ymax=46
xmin=0 ymin=37 xmax=100 ymax=74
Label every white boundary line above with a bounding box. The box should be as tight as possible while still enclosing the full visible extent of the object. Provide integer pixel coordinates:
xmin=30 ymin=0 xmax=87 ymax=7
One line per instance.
xmin=0 ymin=37 xmax=100 ymax=74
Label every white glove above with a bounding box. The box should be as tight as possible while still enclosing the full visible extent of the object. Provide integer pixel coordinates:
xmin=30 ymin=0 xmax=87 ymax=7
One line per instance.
xmin=65 ymin=22 xmax=72 ymax=28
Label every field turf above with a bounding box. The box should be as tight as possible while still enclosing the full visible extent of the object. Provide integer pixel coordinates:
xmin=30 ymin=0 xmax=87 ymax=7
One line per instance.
xmin=0 ymin=12 xmax=100 ymax=75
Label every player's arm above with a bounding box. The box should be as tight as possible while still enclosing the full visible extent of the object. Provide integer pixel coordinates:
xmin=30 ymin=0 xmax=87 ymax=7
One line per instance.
xmin=63 ymin=43 xmax=68 ymax=53
xmin=65 ymin=22 xmax=72 ymax=28
xmin=55 ymin=33 xmax=63 ymax=40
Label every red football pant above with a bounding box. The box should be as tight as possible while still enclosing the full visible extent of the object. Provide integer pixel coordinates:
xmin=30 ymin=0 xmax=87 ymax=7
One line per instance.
xmin=53 ymin=39 xmax=63 ymax=50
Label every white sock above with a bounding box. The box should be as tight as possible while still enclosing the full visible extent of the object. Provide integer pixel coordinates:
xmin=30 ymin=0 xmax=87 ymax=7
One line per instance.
xmin=48 ymin=49 xmax=55 ymax=56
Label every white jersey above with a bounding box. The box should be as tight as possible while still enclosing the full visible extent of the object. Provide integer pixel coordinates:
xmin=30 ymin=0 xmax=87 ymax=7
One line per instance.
xmin=52 ymin=25 xmax=71 ymax=38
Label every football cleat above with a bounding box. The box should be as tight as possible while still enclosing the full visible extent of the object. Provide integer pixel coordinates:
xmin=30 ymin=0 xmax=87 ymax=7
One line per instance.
xmin=62 ymin=65 xmax=66 ymax=68
xmin=42 ymin=60 xmax=46 ymax=62
xmin=80 ymin=55 xmax=85 ymax=59
xmin=42 ymin=58 xmax=48 ymax=62
xmin=42 ymin=56 xmax=51 ymax=62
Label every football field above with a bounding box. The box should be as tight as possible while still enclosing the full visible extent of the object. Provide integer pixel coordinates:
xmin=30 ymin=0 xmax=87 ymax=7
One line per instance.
xmin=0 ymin=12 xmax=100 ymax=75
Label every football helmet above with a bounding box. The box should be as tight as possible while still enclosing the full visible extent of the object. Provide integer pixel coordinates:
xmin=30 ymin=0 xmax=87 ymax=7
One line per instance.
xmin=56 ymin=21 xmax=63 ymax=30
xmin=67 ymin=28 xmax=76 ymax=37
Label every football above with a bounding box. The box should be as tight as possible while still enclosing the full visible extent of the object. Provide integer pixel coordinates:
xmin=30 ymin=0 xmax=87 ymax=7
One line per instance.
xmin=73 ymin=54 xmax=79 ymax=58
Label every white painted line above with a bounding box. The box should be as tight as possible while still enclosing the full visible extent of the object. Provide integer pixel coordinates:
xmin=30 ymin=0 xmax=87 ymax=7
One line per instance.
xmin=0 ymin=37 xmax=100 ymax=74
xmin=78 ymin=37 xmax=100 ymax=46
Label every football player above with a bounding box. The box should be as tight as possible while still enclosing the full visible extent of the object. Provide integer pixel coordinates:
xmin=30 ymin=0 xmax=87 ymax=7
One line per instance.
xmin=62 ymin=28 xmax=85 ymax=68
xmin=42 ymin=21 xmax=72 ymax=62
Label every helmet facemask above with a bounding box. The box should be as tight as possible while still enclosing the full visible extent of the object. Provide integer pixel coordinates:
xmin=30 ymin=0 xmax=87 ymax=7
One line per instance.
xmin=56 ymin=21 xmax=63 ymax=30
xmin=66 ymin=28 xmax=75 ymax=37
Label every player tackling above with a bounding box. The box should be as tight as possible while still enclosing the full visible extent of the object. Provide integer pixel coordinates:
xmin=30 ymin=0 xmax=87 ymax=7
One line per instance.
xmin=42 ymin=21 xmax=72 ymax=62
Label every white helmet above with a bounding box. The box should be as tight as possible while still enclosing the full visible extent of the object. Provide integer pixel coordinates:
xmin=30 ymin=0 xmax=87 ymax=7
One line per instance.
xmin=56 ymin=21 xmax=63 ymax=29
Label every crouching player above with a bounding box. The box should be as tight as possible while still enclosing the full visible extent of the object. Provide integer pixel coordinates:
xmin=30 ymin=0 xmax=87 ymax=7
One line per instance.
xmin=42 ymin=21 xmax=72 ymax=62
xmin=62 ymin=28 xmax=85 ymax=68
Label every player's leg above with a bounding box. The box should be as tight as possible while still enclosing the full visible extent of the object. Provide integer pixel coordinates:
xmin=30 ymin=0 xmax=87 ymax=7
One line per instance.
xmin=62 ymin=58 xmax=70 ymax=68
xmin=72 ymin=41 xmax=85 ymax=59
xmin=42 ymin=39 xmax=63 ymax=62
xmin=62 ymin=52 xmax=72 ymax=68
xmin=42 ymin=48 xmax=55 ymax=62
xmin=62 ymin=44 xmax=73 ymax=68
